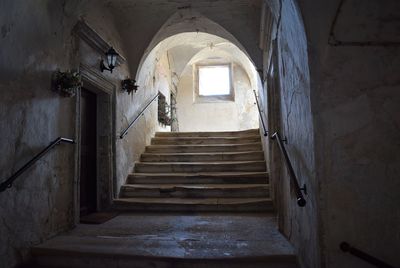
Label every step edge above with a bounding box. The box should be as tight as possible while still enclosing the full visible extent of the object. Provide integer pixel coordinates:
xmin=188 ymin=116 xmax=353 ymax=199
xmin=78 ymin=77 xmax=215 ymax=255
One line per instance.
xmin=141 ymin=151 xmax=265 ymax=156
xmin=134 ymin=160 xmax=267 ymax=165
xmin=129 ymin=171 xmax=269 ymax=176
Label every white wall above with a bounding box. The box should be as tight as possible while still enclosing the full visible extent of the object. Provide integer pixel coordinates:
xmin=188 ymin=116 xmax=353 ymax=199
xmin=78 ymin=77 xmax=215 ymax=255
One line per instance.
xmin=177 ymin=62 xmax=258 ymax=132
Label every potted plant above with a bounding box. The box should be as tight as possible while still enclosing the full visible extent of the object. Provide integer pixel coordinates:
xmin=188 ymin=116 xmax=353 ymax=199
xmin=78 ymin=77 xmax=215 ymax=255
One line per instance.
xmin=51 ymin=69 xmax=82 ymax=97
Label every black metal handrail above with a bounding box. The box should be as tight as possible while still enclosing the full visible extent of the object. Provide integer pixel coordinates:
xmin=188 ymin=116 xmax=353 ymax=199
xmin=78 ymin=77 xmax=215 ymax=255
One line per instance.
xmin=253 ymin=90 xmax=268 ymax=136
xmin=271 ymin=132 xmax=306 ymax=207
xmin=340 ymin=242 xmax=396 ymax=268
xmin=0 ymin=137 xmax=75 ymax=193
xmin=120 ymin=93 xmax=160 ymax=139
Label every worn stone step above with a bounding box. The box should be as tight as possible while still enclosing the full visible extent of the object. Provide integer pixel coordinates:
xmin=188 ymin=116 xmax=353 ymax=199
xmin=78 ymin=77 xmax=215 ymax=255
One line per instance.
xmin=141 ymin=151 xmax=264 ymax=162
xmin=134 ymin=161 xmax=266 ymax=173
xmin=120 ymin=184 xmax=270 ymax=198
xmin=31 ymin=213 xmax=298 ymax=268
xmin=145 ymin=143 xmax=263 ymax=153
xmin=128 ymin=171 xmax=269 ymax=184
xmin=151 ymin=136 xmax=260 ymax=145
xmin=113 ymin=197 xmax=274 ymax=212
xmin=155 ymin=129 xmax=260 ymax=138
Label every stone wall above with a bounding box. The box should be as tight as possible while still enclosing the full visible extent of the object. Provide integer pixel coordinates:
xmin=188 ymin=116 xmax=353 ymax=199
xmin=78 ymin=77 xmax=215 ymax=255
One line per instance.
xmin=0 ymin=1 xmax=80 ymax=266
xmin=260 ymin=0 xmax=400 ymax=267
xmin=298 ymin=0 xmax=400 ymax=267
xmin=0 ymin=1 xmax=171 ymax=266
xmin=259 ymin=0 xmax=320 ymax=267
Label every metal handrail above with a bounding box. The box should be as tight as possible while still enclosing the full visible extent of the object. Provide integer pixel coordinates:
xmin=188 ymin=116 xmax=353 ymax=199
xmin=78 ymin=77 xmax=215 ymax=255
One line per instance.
xmin=253 ymin=90 xmax=268 ymax=136
xmin=120 ymin=93 xmax=160 ymax=139
xmin=0 ymin=137 xmax=75 ymax=192
xmin=271 ymin=132 xmax=306 ymax=207
xmin=340 ymin=242 xmax=396 ymax=268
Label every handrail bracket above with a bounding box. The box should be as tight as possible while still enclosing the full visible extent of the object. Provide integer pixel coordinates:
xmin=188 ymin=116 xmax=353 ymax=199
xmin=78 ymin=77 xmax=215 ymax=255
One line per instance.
xmin=300 ymin=184 xmax=307 ymax=195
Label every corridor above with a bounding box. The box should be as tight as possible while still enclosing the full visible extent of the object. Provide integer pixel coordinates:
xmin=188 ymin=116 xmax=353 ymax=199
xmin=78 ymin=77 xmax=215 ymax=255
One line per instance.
xmin=1 ymin=1 xmax=399 ymax=268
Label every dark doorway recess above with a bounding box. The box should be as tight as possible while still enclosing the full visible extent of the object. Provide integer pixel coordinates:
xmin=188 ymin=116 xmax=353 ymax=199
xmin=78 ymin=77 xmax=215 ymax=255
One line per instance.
xmin=80 ymin=88 xmax=97 ymax=217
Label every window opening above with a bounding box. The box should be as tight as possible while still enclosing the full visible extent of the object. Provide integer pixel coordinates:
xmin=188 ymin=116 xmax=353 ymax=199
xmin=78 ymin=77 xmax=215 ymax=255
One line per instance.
xmin=198 ymin=65 xmax=231 ymax=96
xmin=158 ymin=92 xmax=171 ymax=126
xmin=195 ymin=64 xmax=234 ymax=102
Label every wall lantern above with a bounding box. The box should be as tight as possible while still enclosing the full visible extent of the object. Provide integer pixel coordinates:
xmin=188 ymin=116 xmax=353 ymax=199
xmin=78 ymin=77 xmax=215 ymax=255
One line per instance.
xmin=121 ymin=79 xmax=139 ymax=94
xmin=100 ymin=47 xmax=119 ymax=73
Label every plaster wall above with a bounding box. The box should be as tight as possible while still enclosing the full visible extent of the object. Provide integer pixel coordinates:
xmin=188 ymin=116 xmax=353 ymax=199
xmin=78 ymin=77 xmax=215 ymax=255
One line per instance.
xmin=261 ymin=0 xmax=400 ymax=267
xmin=259 ymin=1 xmax=320 ymax=267
xmin=0 ymin=1 xmax=169 ymax=266
xmin=297 ymin=0 xmax=400 ymax=267
xmin=176 ymin=62 xmax=258 ymax=132
xmin=0 ymin=2 xmax=81 ymax=266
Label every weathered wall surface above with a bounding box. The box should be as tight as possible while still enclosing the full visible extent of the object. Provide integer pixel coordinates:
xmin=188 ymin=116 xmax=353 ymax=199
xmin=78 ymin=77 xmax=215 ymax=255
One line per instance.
xmin=177 ymin=62 xmax=258 ymax=132
xmin=108 ymin=0 xmax=262 ymax=78
xmin=259 ymin=0 xmax=320 ymax=267
xmin=298 ymin=0 xmax=400 ymax=267
xmin=0 ymin=1 xmax=80 ymax=266
xmin=116 ymin=41 xmax=173 ymax=194
xmin=0 ymin=1 xmax=168 ymax=266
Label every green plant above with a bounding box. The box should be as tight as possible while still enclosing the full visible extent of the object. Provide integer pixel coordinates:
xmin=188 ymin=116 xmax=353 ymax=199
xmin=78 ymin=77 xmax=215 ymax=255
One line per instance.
xmin=52 ymin=70 xmax=82 ymax=97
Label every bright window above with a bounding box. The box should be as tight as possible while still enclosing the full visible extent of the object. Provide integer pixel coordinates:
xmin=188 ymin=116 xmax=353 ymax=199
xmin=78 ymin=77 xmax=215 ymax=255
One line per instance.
xmin=198 ymin=65 xmax=231 ymax=96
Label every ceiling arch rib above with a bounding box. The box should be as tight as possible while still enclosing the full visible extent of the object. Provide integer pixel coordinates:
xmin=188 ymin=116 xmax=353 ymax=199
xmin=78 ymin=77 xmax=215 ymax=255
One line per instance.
xmin=135 ymin=9 xmax=262 ymax=91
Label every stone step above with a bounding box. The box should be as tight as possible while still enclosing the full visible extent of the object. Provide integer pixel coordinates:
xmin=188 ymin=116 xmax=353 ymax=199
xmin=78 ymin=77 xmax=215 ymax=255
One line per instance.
xmin=32 ymin=253 xmax=299 ymax=268
xmin=151 ymin=136 xmax=261 ymax=145
xmin=141 ymin=151 xmax=264 ymax=162
xmin=31 ymin=213 xmax=298 ymax=268
xmin=128 ymin=171 xmax=269 ymax=184
xmin=145 ymin=143 xmax=262 ymax=153
xmin=113 ymin=197 xmax=274 ymax=212
xmin=120 ymin=184 xmax=270 ymax=198
xmin=134 ymin=161 xmax=266 ymax=173
xmin=155 ymin=129 xmax=260 ymax=138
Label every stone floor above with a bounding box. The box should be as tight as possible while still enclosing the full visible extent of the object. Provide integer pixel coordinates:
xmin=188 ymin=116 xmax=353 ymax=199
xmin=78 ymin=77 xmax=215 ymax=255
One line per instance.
xmin=32 ymin=213 xmax=298 ymax=268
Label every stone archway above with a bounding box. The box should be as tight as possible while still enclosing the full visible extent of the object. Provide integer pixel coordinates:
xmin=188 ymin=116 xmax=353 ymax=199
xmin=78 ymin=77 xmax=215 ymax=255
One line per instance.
xmin=134 ymin=10 xmax=264 ymax=132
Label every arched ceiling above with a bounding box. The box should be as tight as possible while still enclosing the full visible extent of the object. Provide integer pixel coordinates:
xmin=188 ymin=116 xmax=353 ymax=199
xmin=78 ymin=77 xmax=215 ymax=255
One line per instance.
xmin=106 ymin=1 xmax=263 ymax=77
xmin=136 ymin=32 xmax=261 ymax=91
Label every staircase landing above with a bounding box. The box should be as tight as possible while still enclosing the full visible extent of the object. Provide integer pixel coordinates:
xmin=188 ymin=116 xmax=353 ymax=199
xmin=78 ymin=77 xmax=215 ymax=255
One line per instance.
xmin=31 ymin=213 xmax=298 ymax=268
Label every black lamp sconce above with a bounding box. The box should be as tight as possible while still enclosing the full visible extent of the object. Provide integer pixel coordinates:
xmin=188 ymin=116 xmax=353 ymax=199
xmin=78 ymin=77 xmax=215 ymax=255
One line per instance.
xmin=121 ymin=79 xmax=139 ymax=94
xmin=100 ymin=47 xmax=119 ymax=73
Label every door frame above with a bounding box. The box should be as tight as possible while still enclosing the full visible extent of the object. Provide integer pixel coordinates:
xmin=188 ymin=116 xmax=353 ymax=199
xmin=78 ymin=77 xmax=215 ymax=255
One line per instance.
xmin=73 ymin=64 xmax=116 ymax=223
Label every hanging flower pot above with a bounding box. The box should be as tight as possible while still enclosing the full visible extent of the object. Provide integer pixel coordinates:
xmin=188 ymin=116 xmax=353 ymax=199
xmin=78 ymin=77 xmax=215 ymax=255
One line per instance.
xmin=51 ymin=70 xmax=82 ymax=97
xmin=121 ymin=79 xmax=139 ymax=95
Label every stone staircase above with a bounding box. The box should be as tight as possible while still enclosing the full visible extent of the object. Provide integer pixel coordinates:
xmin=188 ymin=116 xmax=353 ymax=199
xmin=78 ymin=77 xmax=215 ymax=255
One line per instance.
xmin=29 ymin=129 xmax=299 ymax=268
xmin=114 ymin=129 xmax=273 ymax=212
